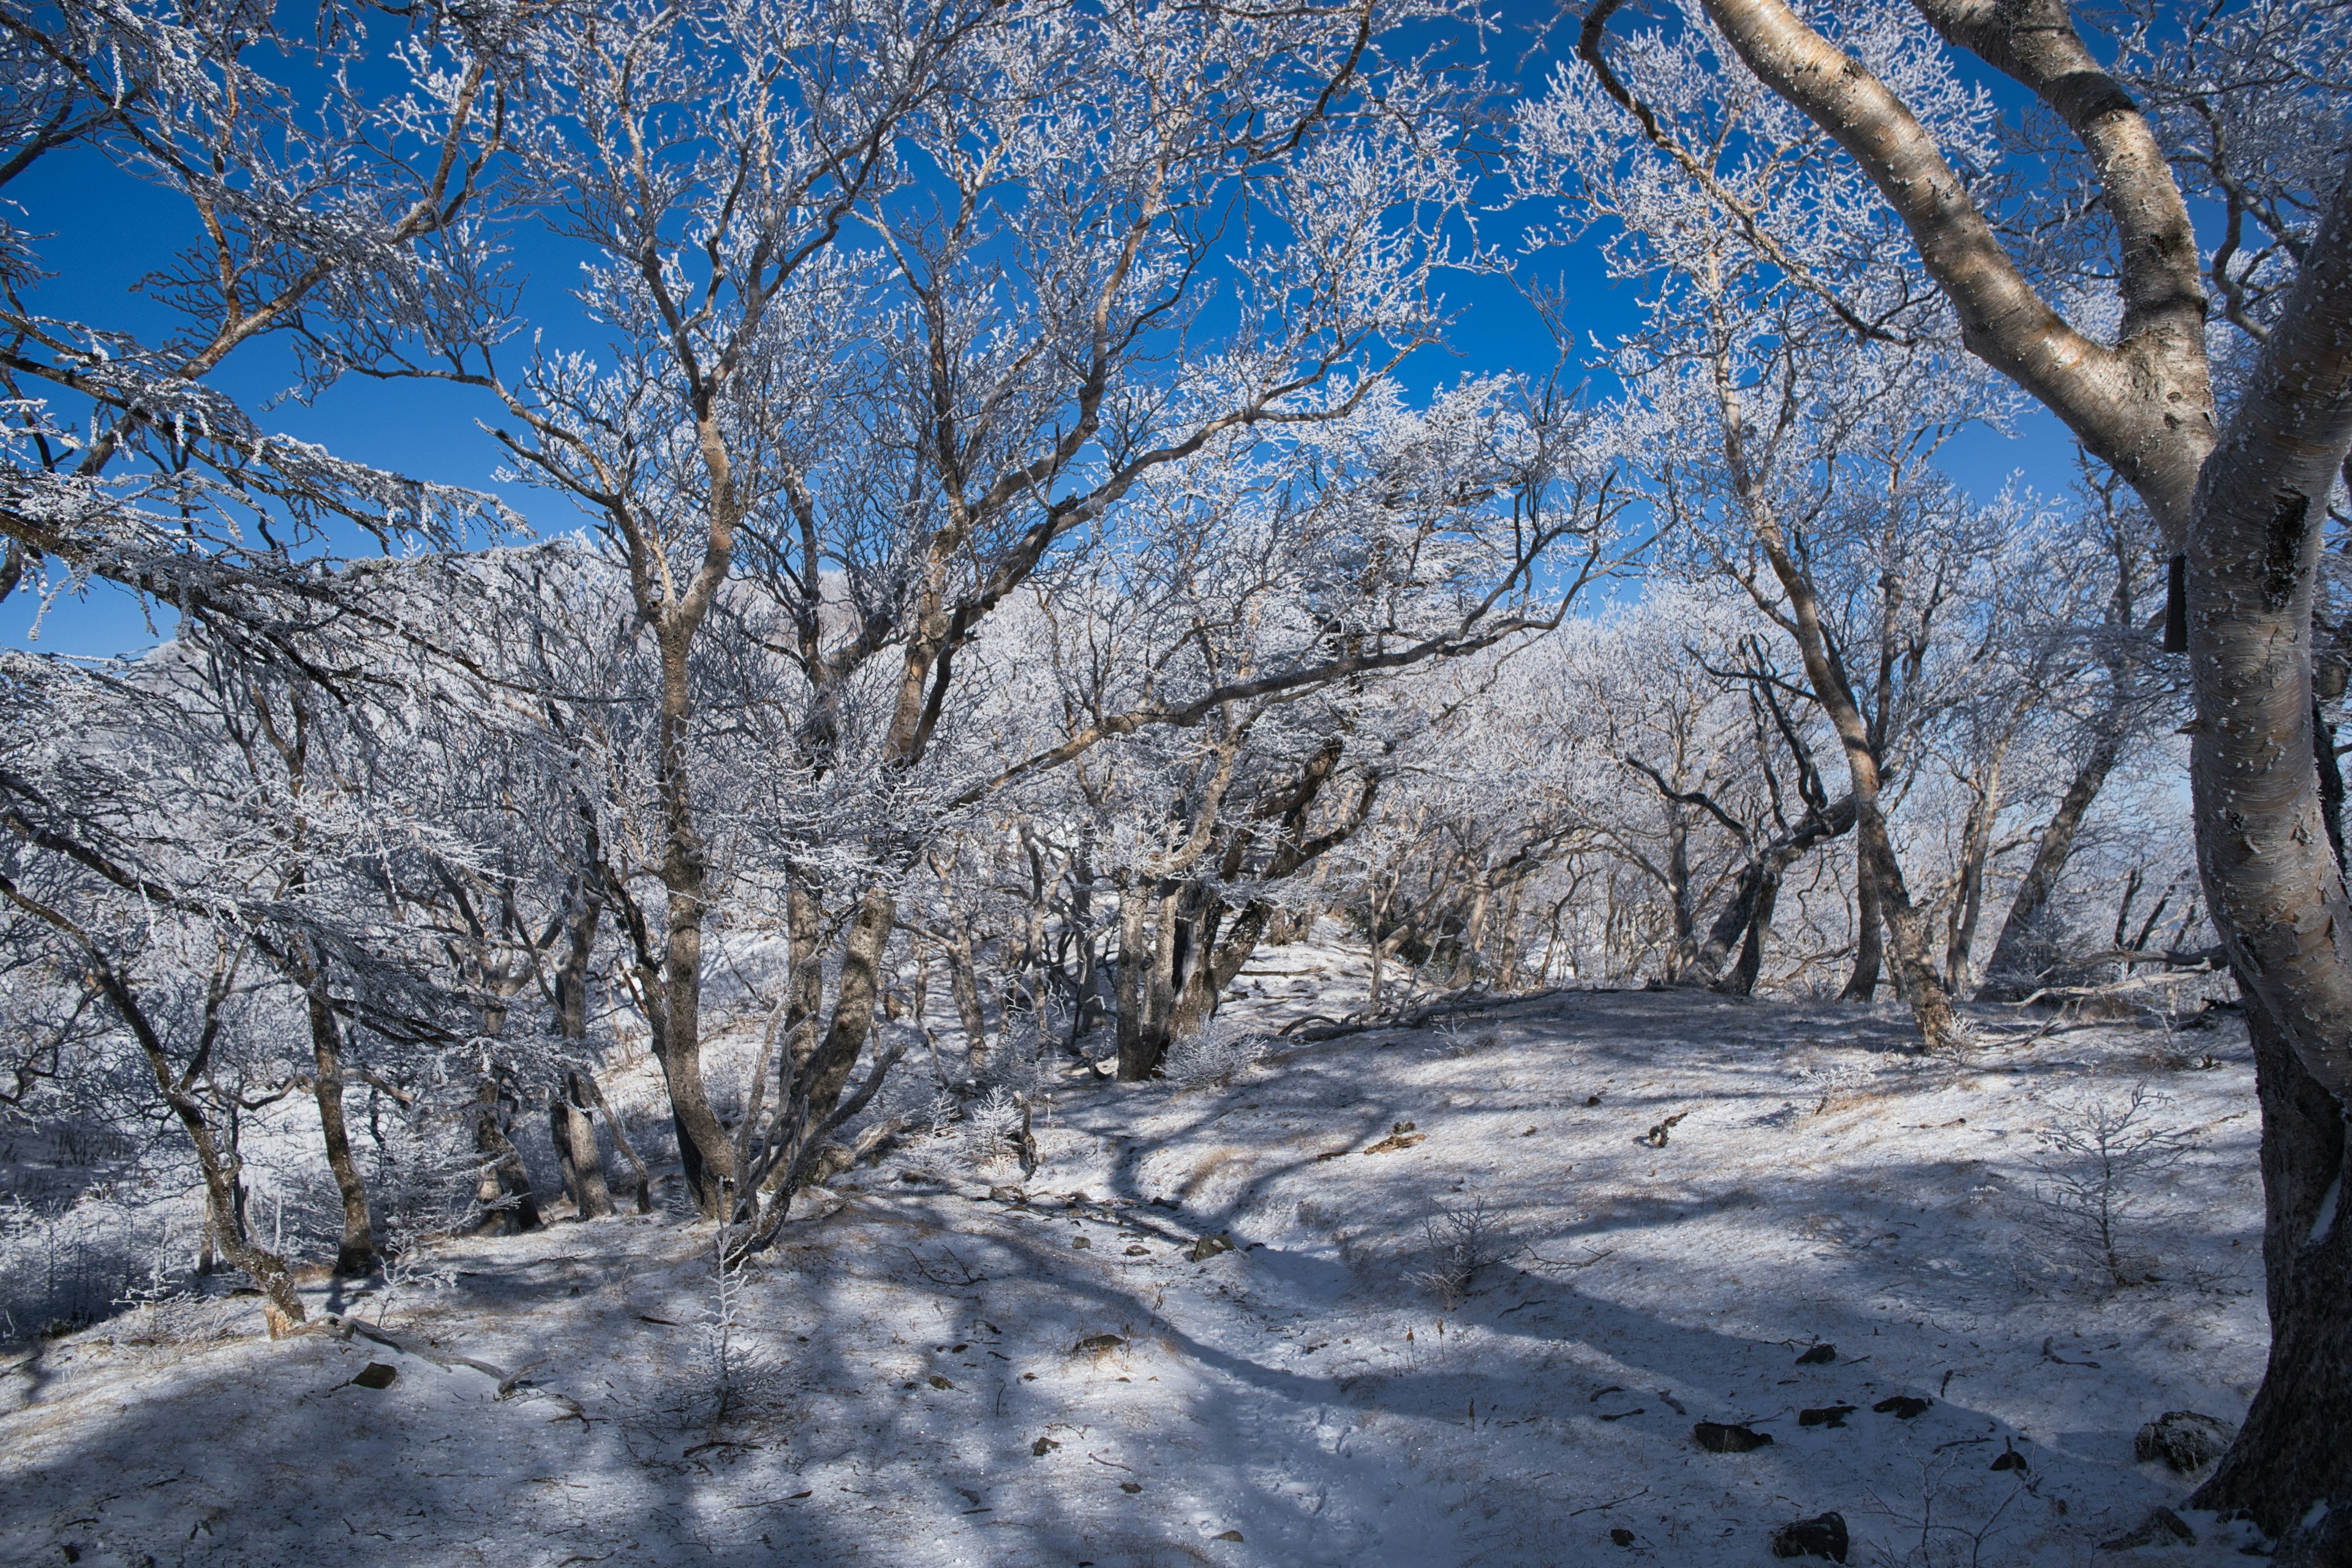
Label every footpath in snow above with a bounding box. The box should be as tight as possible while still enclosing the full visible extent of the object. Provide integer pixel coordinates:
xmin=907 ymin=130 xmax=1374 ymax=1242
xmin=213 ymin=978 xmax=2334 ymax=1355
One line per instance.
xmin=0 ymin=982 xmax=2270 ymax=1566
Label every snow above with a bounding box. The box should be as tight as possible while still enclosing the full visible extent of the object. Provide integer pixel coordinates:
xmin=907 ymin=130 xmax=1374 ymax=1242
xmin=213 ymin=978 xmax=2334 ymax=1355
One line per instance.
xmin=0 ymin=970 xmax=2274 ymax=1566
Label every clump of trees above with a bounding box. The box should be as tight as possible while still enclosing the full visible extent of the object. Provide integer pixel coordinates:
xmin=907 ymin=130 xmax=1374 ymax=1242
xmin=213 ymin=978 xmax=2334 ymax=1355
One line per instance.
xmin=0 ymin=0 xmax=2345 ymax=1549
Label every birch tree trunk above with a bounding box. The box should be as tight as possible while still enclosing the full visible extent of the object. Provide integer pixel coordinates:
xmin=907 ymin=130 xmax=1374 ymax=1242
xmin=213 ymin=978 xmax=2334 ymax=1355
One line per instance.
xmin=2176 ymin=170 xmax=2352 ymax=1553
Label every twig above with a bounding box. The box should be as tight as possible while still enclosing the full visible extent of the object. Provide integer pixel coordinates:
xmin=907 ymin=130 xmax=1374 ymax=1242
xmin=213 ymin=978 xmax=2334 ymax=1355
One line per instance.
xmin=1520 ymin=1245 xmax=1615 ymax=1271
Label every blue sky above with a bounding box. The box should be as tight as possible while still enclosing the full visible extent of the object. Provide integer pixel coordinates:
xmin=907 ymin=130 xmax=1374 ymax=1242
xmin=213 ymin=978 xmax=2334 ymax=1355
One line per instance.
xmin=2 ymin=6 xmax=2080 ymax=660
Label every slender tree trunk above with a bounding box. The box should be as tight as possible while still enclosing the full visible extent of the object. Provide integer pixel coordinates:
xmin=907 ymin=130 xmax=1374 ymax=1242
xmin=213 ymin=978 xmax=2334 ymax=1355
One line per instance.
xmin=1732 ymin=866 xmax=1781 ymax=995
xmin=784 ymin=873 xmax=827 ymax=1076
xmin=943 ymin=922 xmax=990 ymax=1074
xmin=803 ymin=886 xmax=897 ymax=1117
xmin=1980 ymin=725 xmax=2126 ymax=998
xmin=1703 ymin=330 xmax=1962 ymax=1049
xmin=651 ymin=614 xmax=736 ymax=1219
xmin=473 ymin=1076 xmax=542 ymax=1235
xmin=1842 ymin=848 xmax=1883 ymax=1001
xmin=1452 ymin=868 xmax=1494 ymax=988
xmin=578 ymin=1072 xmax=654 ymax=1215
xmin=112 ymin=990 xmax=304 ymax=1332
xmin=1943 ymin=742 xmax=2007 ymax=997
xmin=284 ymin=925 xmax=374 ymax=1274
xmin=1665 ymin=814 xmax=1695 ymax=980
xmin=551 ymin=1074 xmax=614 ymax=1221
xmin=302 ymin=980 xmax=377 ymax=1276
xmin=1116 ymin=878 xmax=1152 ymax=1080
xmin=549 ymin=878 xmax=614 ymax=1219
xmin=1494 ymin=878 xmax=1526 ymax=990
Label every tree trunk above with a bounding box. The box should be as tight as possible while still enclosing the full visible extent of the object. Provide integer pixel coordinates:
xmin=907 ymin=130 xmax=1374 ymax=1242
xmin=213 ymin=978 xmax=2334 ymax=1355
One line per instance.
xmin=1731 ymin=865 xmax=1781 ymax=996
xmin=1700 ymin=327 xmax=1961 ymax=1049
xmin=1494 ymin=879 xmax=1526 ymax=990
xmin=1665 ymin=813 xmax=1696 ymax=980
xmin=551 ymin=1073 xmax=614 ymax=1221
xmin=804 ymin=886 xmax=897 ymax=1116
xmin=578 ymin=1072 xmax=654 ymax=1215
xmin=650 ymin=609 xmax=736 ymax=1218
xmin=2188 ymin=1000 xmax=2352 ymax=1560
xmin=549 ymin=881 xmax=614 ymax=1220
xmin=2177 ymin=165 xmax=2352 ymax=1550
xmin=1115 ymin=878 xmax=1153 ymax=1080
xmin=1980 ymin=725 xmax=2125 ymax=998
xmin=943 ymin=919 xmax=990 ymax=1074
xmin=1842 ymin=849 xmax=1883 ymax=1001
xmin=1943 ymin=741 xmax=2008 ymax=997
xmin=472 ymin=1077 xmax=542 ymax=1235
xmin=784 ymin=873 xmax=827 ymax=1077
xmin=1693 ymin=798 xmax=1856 ymax=993
xmin=301 ymin=972 xmax=377 ymax=1276
xmin=1452 ymin=868 xmax=1494 ymax=989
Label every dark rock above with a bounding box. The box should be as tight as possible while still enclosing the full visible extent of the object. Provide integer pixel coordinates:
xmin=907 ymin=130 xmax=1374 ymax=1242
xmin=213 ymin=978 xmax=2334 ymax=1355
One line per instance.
xmin=2132 ymin=1411 xmax=2237 ymax=1474
xmin=1073 ymin=1333 xmax=1126 ymax=1354
xmin=1031 ymin=1436 xmax=1061 ymax=1456
xmin=1693 ymin=1420 xmax=1774 ymax=1453
xmin=1210 ymin=1529 xmax=1245 ymax=1542
xmin=1872 ymin=1395 xmax=1931 ymax=1419
xmin=1795 ymin=1344 xmax=1837 ymax=1365
xmin=1770 ymin=1512 xmax=1849 ymax=1561
xmin=1610 ymin=1528 xmax=1637 ymax=1547
xmin=350 ymin=1362 xmax=398 ymax=1390
xmin=1991 ymin=1446 xmax=2029 ymax=1473
xmin=2097 ymin=1505 xmax=2196 ymax=1551
xmin=1798 ymin=1405 xmax=1856 ymax=1428
xmin=1188 ymin=1232 xmax=1236 ymax=1262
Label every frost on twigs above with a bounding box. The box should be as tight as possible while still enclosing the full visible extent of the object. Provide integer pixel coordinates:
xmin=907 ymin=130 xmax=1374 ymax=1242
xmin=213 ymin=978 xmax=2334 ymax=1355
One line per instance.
xmin=1431 ymin=1016 xmax=1500 ymax=1058
xmin=366 ymin=1104 xmax=480 ymax=1327
xmin=1411 ymin=1198 xmax=1509 ymax=1309
xmin=963 ymin=1087 xmax=1037 ymax=1173
xmin=1793 ymin=1065 xmax=1873 ymax=1115
xmin=111 ymin=1235 xmax=238 ymax=1347
xmin=685 ymin=1204 xmax=778 ymax=1433
xmin=1161 ymin=1019 xmax=1268 ymax=1089
xmin=2023 ymin=1080 xmax=2197 ymax=1292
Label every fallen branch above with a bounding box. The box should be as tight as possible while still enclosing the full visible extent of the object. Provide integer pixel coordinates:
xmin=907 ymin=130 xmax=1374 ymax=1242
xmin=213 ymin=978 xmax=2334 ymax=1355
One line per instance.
xmin=1278 ymin=986 xmax=1581 ymax=1043
xmin=315 ymin=1313 xmax=590 ymax=1423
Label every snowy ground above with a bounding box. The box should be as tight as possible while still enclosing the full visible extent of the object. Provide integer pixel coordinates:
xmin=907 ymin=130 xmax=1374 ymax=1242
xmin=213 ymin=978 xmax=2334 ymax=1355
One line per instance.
xmin=0 ymin=965 xmax=2274 ymax=1567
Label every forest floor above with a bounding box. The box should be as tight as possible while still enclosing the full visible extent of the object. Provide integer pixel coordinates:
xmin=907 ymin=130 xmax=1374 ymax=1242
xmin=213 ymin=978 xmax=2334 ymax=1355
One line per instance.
xmin=0 ymin=945 xmax=2276 ymax=1567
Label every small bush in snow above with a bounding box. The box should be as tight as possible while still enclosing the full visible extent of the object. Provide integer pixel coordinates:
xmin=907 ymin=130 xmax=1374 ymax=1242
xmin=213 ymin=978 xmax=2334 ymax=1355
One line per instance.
xmin=2025 ymin=1080 xmax=2196 ymax=1291
xmin=1431 ymin=1016 xmax=1499 ymax=1058
xmin=1793 ymin=1065 xmax=1871 ymax=1115
xmin=925 ymin=1090 xmax=962 ymax=1140
xmin=688 ymin=1213 xmax=777 ymax=1431
xmin=1161 ymin=1020 xmax=1267 ymax=1088
xmin=963 ymin=1087 xmax=1028 ymax=1168
xmin=1411 ymin=1198 xmax=1509 ymax=1308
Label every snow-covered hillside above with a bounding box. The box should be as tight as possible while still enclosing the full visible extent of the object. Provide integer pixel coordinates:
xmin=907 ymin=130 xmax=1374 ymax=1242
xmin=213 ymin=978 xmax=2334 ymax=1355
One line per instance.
xmin=0 ymin=982 xmax=2269 ymax=1567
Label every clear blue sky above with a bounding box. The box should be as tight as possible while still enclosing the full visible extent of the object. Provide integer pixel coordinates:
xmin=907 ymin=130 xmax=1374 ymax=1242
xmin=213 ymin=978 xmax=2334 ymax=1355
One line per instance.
xmin=3 ymin=6 xmax=2079 ymax=660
